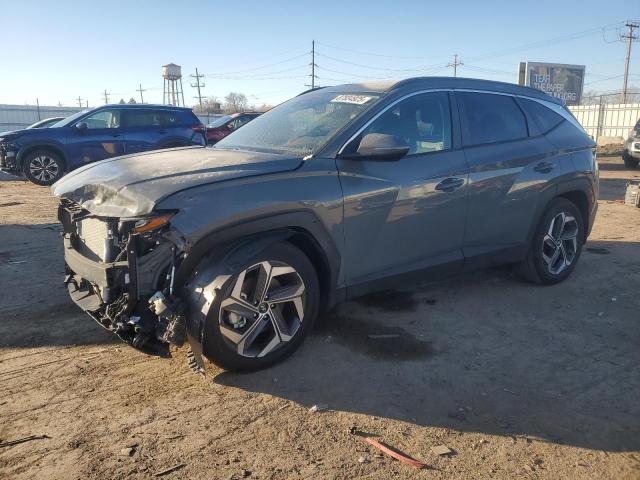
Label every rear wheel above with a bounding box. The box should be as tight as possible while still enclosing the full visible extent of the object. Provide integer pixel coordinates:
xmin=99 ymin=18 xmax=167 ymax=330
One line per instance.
xmin=623 ymin=151 xmax=639 ymax=168
xmin=517 ymin=198 xmax=584 ymax=285
xmin=201 ymin=242 xmax=319 ymax=372
xmin=22 ymin=149 xmax=64 ymax=186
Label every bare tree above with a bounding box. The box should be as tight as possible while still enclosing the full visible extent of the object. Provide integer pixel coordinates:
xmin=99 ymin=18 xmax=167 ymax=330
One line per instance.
xmin=128 ymin=97 xmax=137 ymax=104
xmin=224 ymin=92 xmax=248 ymax=113
xmin=193 ymin=96 xmax=222 ymax=113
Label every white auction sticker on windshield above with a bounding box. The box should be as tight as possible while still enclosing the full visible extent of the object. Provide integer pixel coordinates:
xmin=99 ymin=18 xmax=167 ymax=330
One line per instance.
xmin=330 ymin=95 xmax=373 ymax=105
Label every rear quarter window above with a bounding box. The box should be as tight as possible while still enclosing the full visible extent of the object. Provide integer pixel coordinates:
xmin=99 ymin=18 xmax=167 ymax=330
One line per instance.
xmin=457 ymin=92 xmax=528 ymax=146
xmin=519 ymin=97 xmax=564 ymax=134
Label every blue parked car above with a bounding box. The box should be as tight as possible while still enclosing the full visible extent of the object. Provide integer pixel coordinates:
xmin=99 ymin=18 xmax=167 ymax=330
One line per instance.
xmin=0 ymin=104 xmax=205 ymax=185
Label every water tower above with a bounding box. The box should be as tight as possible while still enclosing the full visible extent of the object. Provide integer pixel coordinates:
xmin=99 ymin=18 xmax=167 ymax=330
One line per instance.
xmin=162 ymin=63 xmax=185 ymax=106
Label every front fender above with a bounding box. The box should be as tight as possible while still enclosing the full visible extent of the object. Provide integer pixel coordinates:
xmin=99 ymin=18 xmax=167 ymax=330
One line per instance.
xmin=16 ymin=140 xmax=68 ymax=169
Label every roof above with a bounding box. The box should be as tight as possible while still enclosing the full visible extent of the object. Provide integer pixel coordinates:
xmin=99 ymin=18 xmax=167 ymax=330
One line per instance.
xmin=316 ymin=77 xmax=563 ymax=105
xmin=97 ymin=104 xmax=192 ymax=110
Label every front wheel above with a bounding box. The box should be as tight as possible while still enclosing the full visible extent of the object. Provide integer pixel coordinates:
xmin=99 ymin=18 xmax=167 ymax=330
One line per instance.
xmin=201 ymin=242 xmax=319 ymax=372
xmin=22 ymin=149 xmax=64 ymax=185
xmin=517 ymin=198 xmax=584 ymax=285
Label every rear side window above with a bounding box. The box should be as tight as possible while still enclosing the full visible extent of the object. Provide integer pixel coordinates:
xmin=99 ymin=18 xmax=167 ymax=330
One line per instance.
xmin=160 ymin=111 xmax=179 ymax=127
xmin=175 ymin=110 xmax=200 ymax=126
xmin=458 ymin=92 xmax=528 ymax=146
xmin=125 ymin=109 xmax=162 ymax=127
xmin=519 ymin=98 xmax=564 ymax=134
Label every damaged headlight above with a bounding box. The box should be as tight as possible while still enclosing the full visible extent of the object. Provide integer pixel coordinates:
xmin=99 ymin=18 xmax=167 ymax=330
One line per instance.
xmin=131 ymin=212 xmax=174 ymax=234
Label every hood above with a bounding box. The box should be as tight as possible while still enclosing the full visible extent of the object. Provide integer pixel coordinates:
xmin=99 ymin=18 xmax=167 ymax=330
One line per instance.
xmin=52 ymin=146 xmax=304 ymax=217
xmin=0 ymin=128 xmax=31 ymax=139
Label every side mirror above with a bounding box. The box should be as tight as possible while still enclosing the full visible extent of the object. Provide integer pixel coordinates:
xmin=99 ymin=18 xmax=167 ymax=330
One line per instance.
xmin=342 ymin=133 xmax=409 ymax=161
xmin=75 ymin=122 xmax=88 ymax=132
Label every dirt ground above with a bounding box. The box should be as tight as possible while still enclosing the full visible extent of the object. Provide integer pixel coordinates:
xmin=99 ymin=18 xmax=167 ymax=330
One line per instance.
xmin=1 ymin=155 xmax=639 ymax=480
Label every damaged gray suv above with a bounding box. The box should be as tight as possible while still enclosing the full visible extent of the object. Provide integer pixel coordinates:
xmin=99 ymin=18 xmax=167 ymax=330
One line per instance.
xmin=54 ymin=77 xmax=598 ymax=372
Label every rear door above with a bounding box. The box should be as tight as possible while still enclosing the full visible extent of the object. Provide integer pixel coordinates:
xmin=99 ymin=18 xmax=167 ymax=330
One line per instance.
xmin=123 ymin=108 xmax=166 ymax=154
xmin=65 ymin=108 xmax=125 ymax=164
xmin=456 ymin=91 xmax=560 ymax=261
xmin=336 ymin=91 xmax=469 ymax=291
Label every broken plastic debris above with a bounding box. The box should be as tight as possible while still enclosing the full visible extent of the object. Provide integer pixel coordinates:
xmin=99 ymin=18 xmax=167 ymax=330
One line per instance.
xmin=364 ymin=437 xmax=427 ymax=469
xmin=309 ymin=404 xmax=328 ymax=413
xmin=431 ymin=444 xmax=453 ymax=456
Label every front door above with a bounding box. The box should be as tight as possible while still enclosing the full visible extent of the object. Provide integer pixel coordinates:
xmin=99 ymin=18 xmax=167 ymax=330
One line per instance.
xmin=66 ymin=108 xmax=125 ymax=165
xmin=336 ymin=91 xmax=469 ymax=291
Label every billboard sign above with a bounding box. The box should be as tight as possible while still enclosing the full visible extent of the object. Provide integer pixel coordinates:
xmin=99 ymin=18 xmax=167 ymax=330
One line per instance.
xmin=521 ymin=62 xmax=586 ymax=105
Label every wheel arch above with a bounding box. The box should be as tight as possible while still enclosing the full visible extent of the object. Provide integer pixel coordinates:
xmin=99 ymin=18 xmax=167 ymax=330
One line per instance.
xmin=175 ymin=211 xmax=343 ymax=309
xmin=527 ymin=180 xmax=593 ymax=247
xmin=17 ymin=143 xmax=68 ymax=171
xmin=556 ymin=190 xmax=589 ymax=242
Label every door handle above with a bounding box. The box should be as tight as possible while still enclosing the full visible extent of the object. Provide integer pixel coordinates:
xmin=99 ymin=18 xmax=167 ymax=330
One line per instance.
xmin=435 ymin=177 xmax=465 ymax=192
xmin=534 ymin=161 xmax=556 ymax=173
xmin=111 ymin=134 xmax=123 ymax=138
xmin=158 ymin=130 xmax=168 ymax=134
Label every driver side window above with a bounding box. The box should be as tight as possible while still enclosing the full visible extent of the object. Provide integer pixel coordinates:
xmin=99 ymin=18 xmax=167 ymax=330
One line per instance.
xmin=83 ymin=109 xmax=121 ymax=129
xmin=359 ymin=92 xmax=452 ymax=155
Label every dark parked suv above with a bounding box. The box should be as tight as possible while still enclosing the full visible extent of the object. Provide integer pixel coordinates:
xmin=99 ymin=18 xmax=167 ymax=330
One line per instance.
xmin=53 ymin=77 xmax=598 ymax=372
xmin=0 ymin=104 xmax=205 ymax=185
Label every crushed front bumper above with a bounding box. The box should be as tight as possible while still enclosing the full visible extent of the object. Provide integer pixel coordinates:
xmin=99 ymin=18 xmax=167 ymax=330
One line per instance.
xmin=0 ymin=145 xmax=19 ymax=173
xmin=60 ymin=203 xmax=186 ymax=353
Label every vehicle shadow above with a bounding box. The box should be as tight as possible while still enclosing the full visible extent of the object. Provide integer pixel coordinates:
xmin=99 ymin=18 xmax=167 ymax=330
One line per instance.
xmin=599 ymin=178 xmax=630 ymax=201
xmin=214 ymin=240 xmax=640 ymax=453
xmin=0 ymin=223 xmax=117 ymax=348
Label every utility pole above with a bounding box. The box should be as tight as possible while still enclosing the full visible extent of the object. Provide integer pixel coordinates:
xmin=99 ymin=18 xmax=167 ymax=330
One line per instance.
xmin=77 ymin=96 xmax=84 ymax=108
xmin=190 ymin=68 xmax=205 ymax=110
xmin=103 ymin=89 xmax=110 ymax=104
xmin=136 ymin=83 xmax=146 ymax=103
xmin=307 ymin=40 xmax=318 ymax=89
xmin=448 ymin=54 xmax=463 ymax=77
xmin=36 ymin=98 xmax=41 ymax=120
xmin=620 ymin=21 xmax=639 ymax=103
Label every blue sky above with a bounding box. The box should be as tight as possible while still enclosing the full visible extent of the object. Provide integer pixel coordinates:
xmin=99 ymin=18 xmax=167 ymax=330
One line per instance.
xmin=1 ymin=0 xmax=638 ymax=107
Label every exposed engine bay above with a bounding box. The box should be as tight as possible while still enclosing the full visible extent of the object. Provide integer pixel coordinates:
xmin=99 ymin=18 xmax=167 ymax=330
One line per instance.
xmin=58 ymin=198 xmax=189 ymax=358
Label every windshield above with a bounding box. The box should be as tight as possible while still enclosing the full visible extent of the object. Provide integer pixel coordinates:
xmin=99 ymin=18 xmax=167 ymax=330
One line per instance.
xmin=215 ymin=90 xmax=381 ymax=155
xmin=208 ymin=115 xmax=233 ymax=128
xmin=51 ymin=109 xmax=90 ymax=128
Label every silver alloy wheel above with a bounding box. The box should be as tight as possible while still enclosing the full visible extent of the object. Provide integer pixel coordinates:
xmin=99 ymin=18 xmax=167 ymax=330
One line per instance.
xmin=218 ymin=261 xmax=305 ymax=358
xmin=541 ymin=211 xmax=579 ymax=275
xmin=29 ymin=155 xmax=59 ymax=182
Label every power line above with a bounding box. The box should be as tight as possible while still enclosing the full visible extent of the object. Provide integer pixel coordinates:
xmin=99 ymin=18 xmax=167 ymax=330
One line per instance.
xmin=190 ymin=67 xmax=205 ymax=110
xmin=207 ymin=64 xmax=308 ymax=80
xmin=315 ymin=41 xmax=451 ymax=60
xmin=465 ymin=21 xmax=625 ymax=63
xmin=204 ymin=52 xmax=309 ymax=77
xmin=317 ymin=52 xmax=445 ymax=73
xmin=447 ymin=54 xmax=463 ymax=77
xmin=619 ymin=20 xmax=639 ymax=103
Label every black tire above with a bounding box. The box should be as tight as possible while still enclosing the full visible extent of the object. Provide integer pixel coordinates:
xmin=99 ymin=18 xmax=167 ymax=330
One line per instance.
xmin=623 ymin=151 xmax=639 ymax=169
xmin=201 ymin=242 xmax=320 ymax=372
xmin=22 ymin=149 xmax=64 ymax=186
xmin=517 ymin=198 xmax=584 ymax=285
